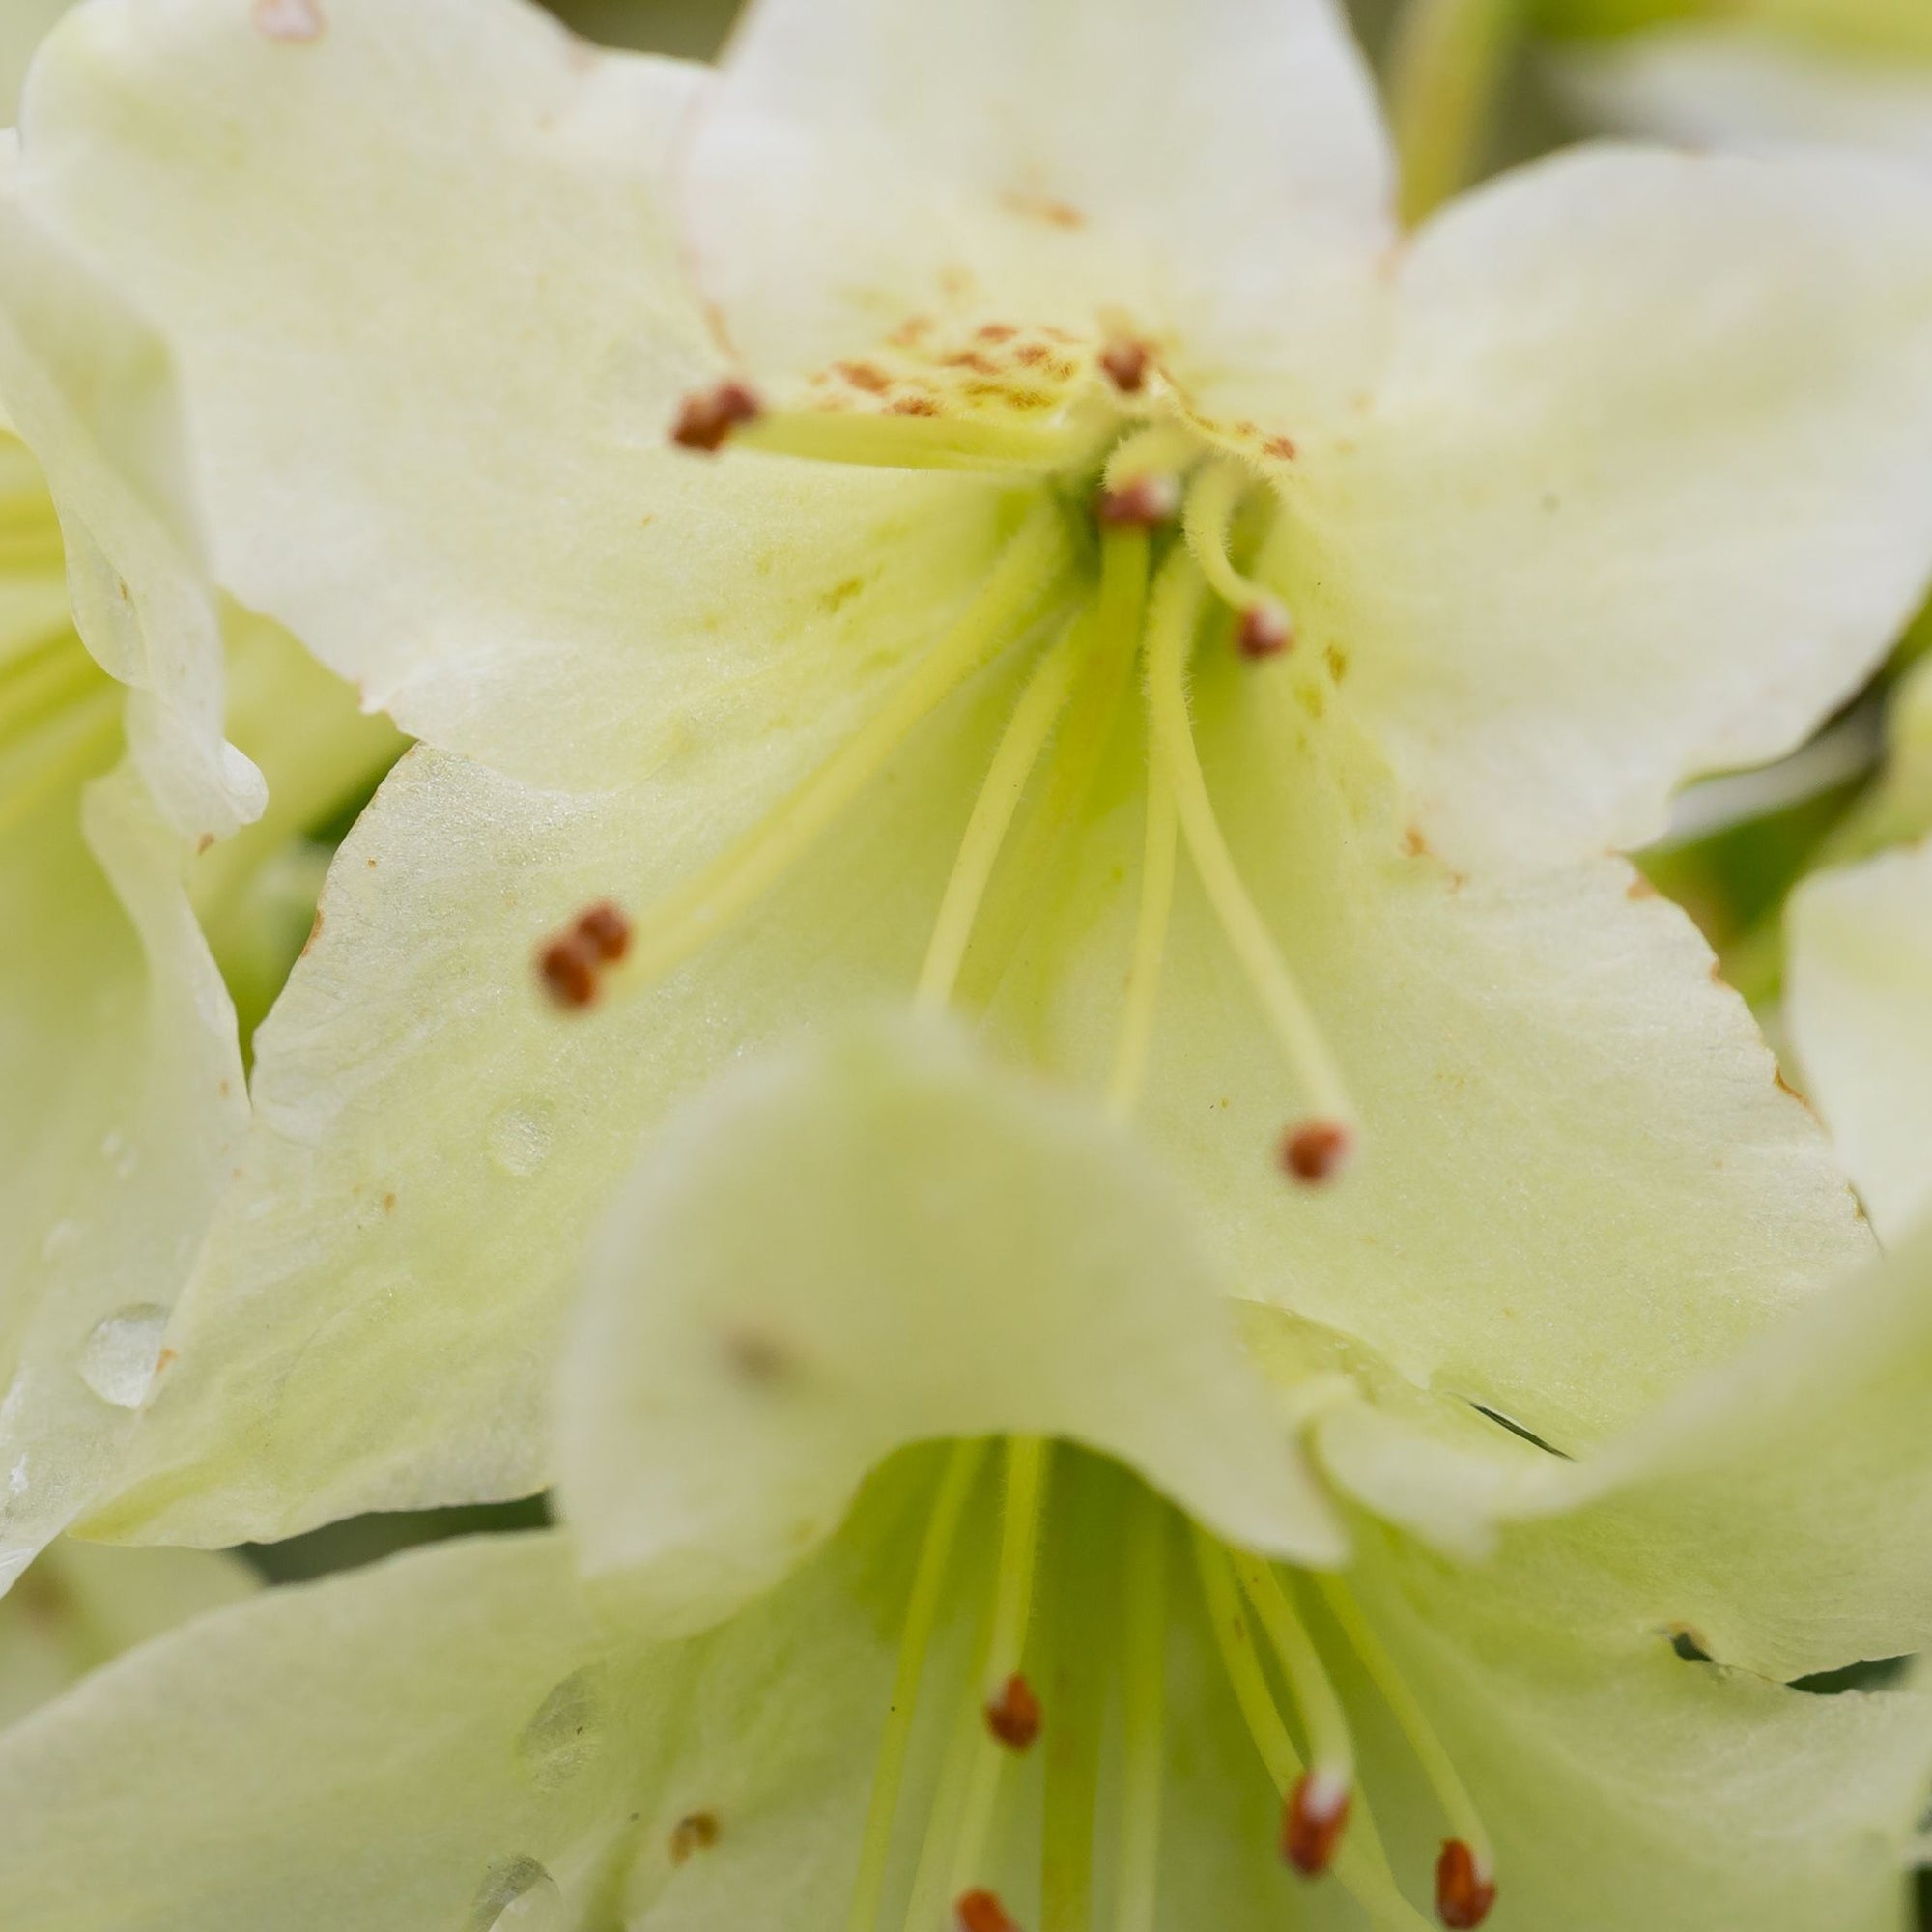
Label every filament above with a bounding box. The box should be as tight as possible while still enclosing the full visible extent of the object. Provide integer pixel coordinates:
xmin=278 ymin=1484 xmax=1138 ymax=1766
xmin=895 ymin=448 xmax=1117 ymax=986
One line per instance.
xmin=1181 ymin=457 xmax=1292 ymax=648
xmin=847 ymin=1439 xmax=990 ymax=1932
xmin=736 ymin=406 xmax=1107 ymax=476
xmin=605 ymin=505 xmax=1071 ymax=1001
xmin=1231 ymin=1553 xmax=1356 ymax=1791
xmin=1111 ymin=1496 xmax=1170 ymax=1932
xmin=1107 ymin=765 xmax=1177 ymax=1122
xmin=915 ymin=615 xmax=1086 ymax=1012
xmin=1142 ymin=554 xmax=1354 ymax=1125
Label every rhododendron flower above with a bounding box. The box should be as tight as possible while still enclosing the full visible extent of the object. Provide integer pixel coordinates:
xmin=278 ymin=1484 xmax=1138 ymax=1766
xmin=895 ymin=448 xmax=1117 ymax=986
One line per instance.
xmin=14 ymin=0 xmax=1932 ymax=1549
xmin=2 ymin=1023 xmax=1930 ymax=1932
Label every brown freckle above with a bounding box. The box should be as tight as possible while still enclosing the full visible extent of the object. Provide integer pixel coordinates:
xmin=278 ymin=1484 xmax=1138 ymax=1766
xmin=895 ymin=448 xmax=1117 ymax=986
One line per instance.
xmin=539 ymin=932 xmax=600 ymax=1009
xmin=1235 ymin=419 xmax=1261 ymax=440
xmin=891 ymin=315 xmax=936 ymax=344
xmin=983 ymin=1673 xmax=1042 ymax=1751
xmin=822 ymin=576 xmax=866 ymax=613
xmin=668 ymin=1812 xmax=720 ymax=1864
xmin=1264 ymin=434 xmax=1299 ymax=461
xmin=835 ymin=360 xmax=892 ymax=395
xmin=888 ymin=395 xmax=941 ymax=417
xmin=1281 ymin=1120 xmax=1353 ymax=1185
xmin=196 ymin=832 xmax=216 ymax=855
xmin=975 ymin=323 xmax=1017 ymax=343
xmin=1000 ymin=190 xmax=1085 ymax=230
xmin=723 ymin=1326 xmax=791 ymax=1384
xmin=218 ymin=1080 xmax=231 ymax=1098
xmin=1402 ymin=826 xmax=1429 ymax=858
xmin=576 ymin=899 xmax=631 ymax=964
xmin=156 ymin=1347 xmax=178 ymax=1373
xmin=942 ymin=350 xmax=1001 ymax=375
xmin=1296 ymin=683 xmax=1325 ymax=721
xmin=939 ymin=266 xmax=973 ymax=298
xmin=382 ymin=1192 xmax=396 ymax=1214
xmin=365 ymin=857 xmax=378 ymax=868
xmin=115 ymin=578 xmax=131 ymax=603
xmin=1014 ymin=342 xmax=1051 ymax=367
xmin=251 ymin=0 xmax=326 ymax=41
xmin=1323 ymin=643 xmax=1348 ymax=682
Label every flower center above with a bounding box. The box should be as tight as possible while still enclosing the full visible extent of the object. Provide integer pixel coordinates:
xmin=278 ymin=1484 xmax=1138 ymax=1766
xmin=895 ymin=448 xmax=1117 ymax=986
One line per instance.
xmin=849 ymin=1439 xmax=1496 ymax=1932
xmin=539 ymin=355 xmax=1359 ymax=1180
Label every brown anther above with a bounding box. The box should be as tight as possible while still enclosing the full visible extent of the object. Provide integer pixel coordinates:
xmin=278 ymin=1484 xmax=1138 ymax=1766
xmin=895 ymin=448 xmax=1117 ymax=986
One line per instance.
xmin=1281 ymin=1120 xmax=1352 ymax=1185
xmin=1099 ymin=338 xmax=1151 ymax=394
xmin=1096 ymin=474 xmax=1180 ymax=529
xmin=668 ymin=1811 xmax=721 ymax=1864
xmin=1236 ymin=599 xmax=1293 ymax=660
xmin=1281 ymin=1770 xmax=1351 ymax=1877
xmin=539 ymin=932 xmax=601 ymax=1009
xmin=983 ymin=1672 xmax=1042 ymax=1751
xmin=575 ymin=899 xmax=632 ymax=964
xmin=954 ymin=1889 xmax=1019 ymax=1932
xmin=671 ymin=380 xmax=762 ymax=453
xmin=1435 ymin=1840 xmax=1496 ymax=1928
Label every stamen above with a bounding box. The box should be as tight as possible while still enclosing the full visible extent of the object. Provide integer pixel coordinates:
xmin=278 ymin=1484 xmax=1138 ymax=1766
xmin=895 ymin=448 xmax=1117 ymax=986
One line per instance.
xmin=1181 ymin=457 xmax=1294 ymax=658
xmin=954 ymin=1890 xmax=1019 ymax=1932
xmin=1106 ymin=766 xmax=1176 ymax=1122
xmin=1094 ymin=475 xmax=1179 ymax=530
xmin=671 ymin=380 xmax=762 ymax=453
xmin=846 ymin=1439 xmax=990 ymax=1932
xmin=584 ymin=505 xmax=1071 ymax=1009
xmin=1314 ymin=1575 xmax=1498 ymax=1928
xmin=951 ymin=1439 xmax=1052 ymax=1901
xmin=1101 ymin=422 xmax=1199 ymax=502
xmin=1230 ymin=1555 xmax=1357 ymax=1867
xmin=1191 ymin=1530 xmax=1435 ymax=1932
xmin=1099 ymin=338 xmax=1151 ymax=395
xmin=1111 ymin=1497 xmax=1169 ymax=1932
xmin=725 ymin=404 xmax=1107 ymax=477
xmin=983 ymin=1673 xmax=1041 ymax=1751
xmin=915 ymin=619 xmax=1085 ymax=1013
xmin=1141 ymin=553 xmax=1356 ymax=1132
xmin=1280 ymin=1119 xmax=1354 ymax=1188
xmin=538 ymin=933 xmax=599 ymax=1009
xmin=1435 ymin=1841 xmax=1497 ymax=1930
xmin=576 ymin=900 xmax=631 ymax=962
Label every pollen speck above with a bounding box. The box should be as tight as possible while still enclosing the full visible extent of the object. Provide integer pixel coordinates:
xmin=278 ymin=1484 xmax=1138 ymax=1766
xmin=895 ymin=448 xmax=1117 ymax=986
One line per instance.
xmin=1282 ymin=1120 xmax=1352 ymax=1185
xmin=1435 ymin=1840 xmax=1496 ymax=1928
xmin=1282 ymin=1769 xmax=1351 ymax=1876
xmin=1237 ymin=600 xmax=1293 ymax=660
xmin=983 ymin=1672 xmax=1042 ymax=1751
xmin=251 ymin=0 xmax=326 ymax=40
xmin=668 ymin=1811 xmax=720 ymax=1864
xmin=539 ymin=933 xmax=600 ymax=1009
xmin=671 ymin=381 xmax=762 ymax=452
xmin=576 ymin=900 xmax=631 ymax=964
xmin=954 ymin=1889 xmax=1019 ymax=1932
xmin=1100 ymin=339 xmax=1151 ymax=393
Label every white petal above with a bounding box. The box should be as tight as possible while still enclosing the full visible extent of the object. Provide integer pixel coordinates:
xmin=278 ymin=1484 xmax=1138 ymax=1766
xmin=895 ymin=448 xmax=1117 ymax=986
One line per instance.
xmin=1292 ymin=143 xmax=1932 ymax=871
xmin=1787 ymin=838 xmax=1932 ymax=1241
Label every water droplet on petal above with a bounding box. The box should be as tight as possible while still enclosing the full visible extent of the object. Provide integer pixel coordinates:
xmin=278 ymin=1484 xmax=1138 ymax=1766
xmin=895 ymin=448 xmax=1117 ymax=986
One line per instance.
xmin=516 ymin=1667 xmax=603 ymax=1789
xmin=472 ymin=1857 xmax=563 ymax=1932
xmin=488 ymin=1104 xmax=554 ymax=1179
xmin=76 ymin=1305 xmax=170 ymax=1408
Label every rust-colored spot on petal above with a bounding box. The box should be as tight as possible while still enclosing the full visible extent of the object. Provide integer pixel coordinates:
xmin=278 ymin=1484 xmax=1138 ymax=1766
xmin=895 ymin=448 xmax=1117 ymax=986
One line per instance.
xmin=576 ymin=900 xmax=631 ymax=964
xmin=1281 ymin=1121 xmax=1352 ymax=1185
xmin=1100 ymin=338 xmax=1151 ymax=394
xmin=540 ymin=933 xmax=600 ymax=1009
xmin=156 ymin=1347 xmax=179 ymax=1373
xmin=669 ymin=1811 xmax=720 ymax=1864
xmin=671 ymin=381 xmax=762 ymax=452
xmin=1001 ymin=190 xmax=1085 ymax=230
xmin=1263 ymin=433 xmax=1299 ymax=461
xmin=252 ymin=0 xmax=326 ymax=40
xmin=1435 ymin=1840 xmax=1496 ymax=1928
xmin=1323 ymin=643 xmax=1348 ymax=682
xmin=983 ymin=1673 xmax=1042 ymax=1751
xmin=723 ymin=1326 xmax=791 ymax=1384
xmin=1402 ymin=826 xmax=1429 ymax=859
xmin=835 ymin=360 xmax=892 ymax=394
xmin=975 ymin=322 xmax=1017 ymax=343
xmin=954 ymin=1890 xmax=1019 ymax=1932
xmin=888 ymin=395 xmax=941 ymax=417
xmin=1282 ymin=1771 xmax=1351 ymax=1876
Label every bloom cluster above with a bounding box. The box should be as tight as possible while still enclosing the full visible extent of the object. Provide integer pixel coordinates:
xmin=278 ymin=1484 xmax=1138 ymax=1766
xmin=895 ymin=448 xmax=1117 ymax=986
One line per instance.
xmin=4 ymin=1 xmax=1932 ymax=1928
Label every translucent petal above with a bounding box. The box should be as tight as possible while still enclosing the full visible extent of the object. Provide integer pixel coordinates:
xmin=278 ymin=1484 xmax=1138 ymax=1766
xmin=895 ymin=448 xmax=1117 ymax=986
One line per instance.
xmin=558 ymin=1016 xmax=1341 ymax=1631
xmin=15 ymin=0 xmax=1018 ymax=788
xmin=1786 ymin=838 xmax=1932 ymax=1240
xmin=1290 ymin=143 xmax=1932 ymax=871
xmin=684 ymin=0 xmax=1394 ymax=413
